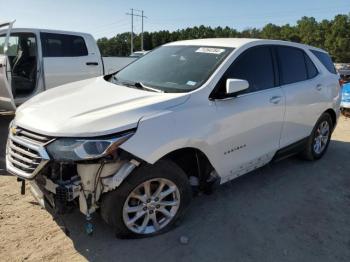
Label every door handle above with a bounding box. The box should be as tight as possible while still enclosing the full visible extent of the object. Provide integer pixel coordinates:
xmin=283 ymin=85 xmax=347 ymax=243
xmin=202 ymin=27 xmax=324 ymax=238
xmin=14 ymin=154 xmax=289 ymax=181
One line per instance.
xmin=269 ymin=96 xmax=282 ymax=104
xmin=315 ymin=83 xmax=322 ymax=91
xmin=86 ymin=62 xmax=99 ymax=66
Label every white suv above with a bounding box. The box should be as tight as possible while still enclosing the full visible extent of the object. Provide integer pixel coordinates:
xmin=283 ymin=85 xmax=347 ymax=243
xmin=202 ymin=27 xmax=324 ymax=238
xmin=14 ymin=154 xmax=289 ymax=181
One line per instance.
xmin=6 ymin=38 xmax=341 ymax=238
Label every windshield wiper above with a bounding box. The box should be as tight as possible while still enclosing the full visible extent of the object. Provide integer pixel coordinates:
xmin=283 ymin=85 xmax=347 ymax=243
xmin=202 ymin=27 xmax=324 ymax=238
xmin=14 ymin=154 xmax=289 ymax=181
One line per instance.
xmin=112 ymin=76 xmax=163 ymax=93
xmin=134 ymin=82 xmax=164 ymax=93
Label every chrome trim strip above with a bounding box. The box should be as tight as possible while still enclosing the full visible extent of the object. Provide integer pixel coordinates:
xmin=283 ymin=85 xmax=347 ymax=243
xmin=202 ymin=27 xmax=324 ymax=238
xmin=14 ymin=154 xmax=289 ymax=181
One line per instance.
xmin=6 ymin=129 xmax=51 ymax=180
xmin=9 ymin=141 xmax=41 ymax=159
xmin=19 ymin=130 xmax=51 ymax=142
xmin=9 ymin=151 xmax=40 ymax=164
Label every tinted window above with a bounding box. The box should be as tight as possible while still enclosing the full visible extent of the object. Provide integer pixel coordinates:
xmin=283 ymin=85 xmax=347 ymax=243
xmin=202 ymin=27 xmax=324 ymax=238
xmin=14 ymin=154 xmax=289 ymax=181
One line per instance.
xmin=311 ymin=50 xmax=336 ymax=74
xmin=40 ymin=33 xmax=88 ymax=57
xmin=277 ymin=46 xmax=308 ymax=85
xmin=304 ymin=53 xmax=318 ymax=79
xmin=215 ymin=46 xmax=275 ymax=96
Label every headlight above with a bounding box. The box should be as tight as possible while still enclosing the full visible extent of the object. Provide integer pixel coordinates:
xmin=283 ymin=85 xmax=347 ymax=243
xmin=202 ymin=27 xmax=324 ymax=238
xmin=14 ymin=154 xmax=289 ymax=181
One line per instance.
xmin=46 ymin=131 xmax=134 ymax=161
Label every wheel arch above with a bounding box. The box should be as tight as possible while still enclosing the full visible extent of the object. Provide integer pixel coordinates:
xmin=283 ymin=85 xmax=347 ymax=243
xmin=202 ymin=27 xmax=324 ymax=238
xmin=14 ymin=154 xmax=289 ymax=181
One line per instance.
xmin=157 ymin=147 xmax=217 ymax=184
xmin=324 ymin=108 xmax=337 ymax=130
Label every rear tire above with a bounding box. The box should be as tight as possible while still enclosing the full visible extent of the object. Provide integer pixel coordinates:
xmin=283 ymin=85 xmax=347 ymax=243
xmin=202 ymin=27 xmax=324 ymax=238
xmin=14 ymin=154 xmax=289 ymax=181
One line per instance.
xmin=300 ymin=113 xmax=333 ymax=161
xmin=100 ymin=160 xmax=192 ymax=238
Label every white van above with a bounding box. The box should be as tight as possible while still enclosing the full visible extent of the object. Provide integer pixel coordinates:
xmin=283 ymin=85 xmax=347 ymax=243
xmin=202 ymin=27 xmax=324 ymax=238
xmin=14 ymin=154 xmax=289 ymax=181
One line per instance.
xmin=0 ymin=21 xmax=135 ymax=112
xmin=6 ymin=38 xmax=341 ymax=238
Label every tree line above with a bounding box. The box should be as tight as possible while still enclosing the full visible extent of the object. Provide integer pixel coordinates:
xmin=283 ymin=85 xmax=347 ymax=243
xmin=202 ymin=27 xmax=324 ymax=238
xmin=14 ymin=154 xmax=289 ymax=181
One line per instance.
xmin=97 ymin=14 xmax=350 ymax=62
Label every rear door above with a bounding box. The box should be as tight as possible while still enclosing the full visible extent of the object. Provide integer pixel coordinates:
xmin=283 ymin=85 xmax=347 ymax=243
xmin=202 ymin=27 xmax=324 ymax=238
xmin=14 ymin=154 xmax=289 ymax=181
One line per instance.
xmin=0 ymin=21 xmax=16 ymax=112
xmin=40 ymin=32 xmax=103 ymax=89
xmin=276 ymin=45 xmax=326 ymax=148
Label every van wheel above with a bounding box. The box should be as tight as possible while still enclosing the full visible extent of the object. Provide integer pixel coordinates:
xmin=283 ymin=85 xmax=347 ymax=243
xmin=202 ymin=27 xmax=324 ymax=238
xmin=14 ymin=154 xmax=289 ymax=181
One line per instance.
xmin=100 ymin=160 xmax=192 ymax=238
xmin=301 ymin=113 xmax=333 ymax=160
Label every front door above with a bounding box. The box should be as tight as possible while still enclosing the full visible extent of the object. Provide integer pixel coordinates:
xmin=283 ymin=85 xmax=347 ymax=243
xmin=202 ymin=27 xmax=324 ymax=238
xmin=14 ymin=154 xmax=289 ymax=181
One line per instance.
xmin=211 ymin=45 xmax=285 ymax=183
xmin=0 ymin=21 xmax=16 ymax=112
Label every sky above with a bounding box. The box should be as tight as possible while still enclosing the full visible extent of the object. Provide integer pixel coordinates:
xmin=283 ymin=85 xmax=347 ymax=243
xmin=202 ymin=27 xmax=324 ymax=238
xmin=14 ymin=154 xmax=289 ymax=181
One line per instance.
xmin=0 ymin=0 xmax=348 ymax=39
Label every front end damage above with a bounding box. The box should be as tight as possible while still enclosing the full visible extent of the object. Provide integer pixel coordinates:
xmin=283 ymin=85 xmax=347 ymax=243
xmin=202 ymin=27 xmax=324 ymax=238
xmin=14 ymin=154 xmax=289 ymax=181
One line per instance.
xmin=30 ymin=159 xmax=139 ymax=215
xmin=6 ymin=124 xmax=140 ymax=233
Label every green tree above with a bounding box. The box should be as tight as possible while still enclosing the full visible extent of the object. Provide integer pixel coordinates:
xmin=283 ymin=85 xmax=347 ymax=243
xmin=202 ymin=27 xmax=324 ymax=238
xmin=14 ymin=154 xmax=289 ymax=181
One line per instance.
xmin=96 ymin=14 xmax=350 ymax=62
xmin=324 ymin=14 xmax=350 ymax=62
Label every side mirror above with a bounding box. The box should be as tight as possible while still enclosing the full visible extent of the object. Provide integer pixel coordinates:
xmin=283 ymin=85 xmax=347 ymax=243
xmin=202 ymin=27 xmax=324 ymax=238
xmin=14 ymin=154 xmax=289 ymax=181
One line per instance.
xmin=226 ymin=79 xmax=249 ymax=95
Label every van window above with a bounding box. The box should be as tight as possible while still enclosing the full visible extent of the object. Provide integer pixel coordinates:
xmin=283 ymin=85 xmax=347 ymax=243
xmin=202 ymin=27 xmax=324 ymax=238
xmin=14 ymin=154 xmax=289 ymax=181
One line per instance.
xmin=277 ymin=46 xmax=308 ymax=85
xmin=304 ymin=53 xmax=318 ymax=79
xmin=0 ymin=35 xmax=19 ymax=56
xmin=310 ymin=50 xmax=336 ymax=74
xmin=216 ymin=46 xmax=275 ymax=96
xmin=40 ymin=33 xmax=88 ymax=57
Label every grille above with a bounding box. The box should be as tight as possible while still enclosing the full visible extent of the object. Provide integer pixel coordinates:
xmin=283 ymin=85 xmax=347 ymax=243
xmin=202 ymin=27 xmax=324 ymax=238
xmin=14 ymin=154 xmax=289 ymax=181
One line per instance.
xmin=6 ymin=127 xmax=53 ymax=179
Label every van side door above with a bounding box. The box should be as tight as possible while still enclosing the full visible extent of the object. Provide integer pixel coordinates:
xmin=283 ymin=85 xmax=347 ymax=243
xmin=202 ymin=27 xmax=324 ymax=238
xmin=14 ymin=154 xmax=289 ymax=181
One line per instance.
xmin=0 ymin=21 xmax=16 ymax=112
xmin=211 ymin=45 xmax=285 ymax=182
xmin=40 ymin=32 xmax=103 ymax=89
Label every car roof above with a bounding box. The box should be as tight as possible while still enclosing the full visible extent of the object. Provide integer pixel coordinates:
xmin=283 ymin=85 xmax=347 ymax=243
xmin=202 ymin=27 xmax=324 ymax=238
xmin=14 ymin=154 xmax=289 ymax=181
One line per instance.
xmin=165 ymin=38 xmax=327 ymax=53
xmin=0 ymin=27 xmax=93 ymax=37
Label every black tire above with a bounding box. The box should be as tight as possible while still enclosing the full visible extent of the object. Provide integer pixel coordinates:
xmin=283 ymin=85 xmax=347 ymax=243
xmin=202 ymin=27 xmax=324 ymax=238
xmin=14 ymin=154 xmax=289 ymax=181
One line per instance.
xmin=300 ymin=113 xmax=333 ymax=161
xmin=100 ymin=159 xmax=192 ymax=238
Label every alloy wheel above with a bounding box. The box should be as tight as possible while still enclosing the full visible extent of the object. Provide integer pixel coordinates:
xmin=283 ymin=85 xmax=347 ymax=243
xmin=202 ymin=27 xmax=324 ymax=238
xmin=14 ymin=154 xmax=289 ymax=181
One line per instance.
xmin=313 ymin=120 xmax=330 ymax=154
xmin=122 ymin=178 xmax=181 ymax=234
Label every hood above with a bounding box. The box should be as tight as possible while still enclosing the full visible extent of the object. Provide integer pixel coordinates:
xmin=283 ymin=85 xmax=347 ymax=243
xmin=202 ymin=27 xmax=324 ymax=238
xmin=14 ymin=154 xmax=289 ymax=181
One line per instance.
xmin=15 ymin=77 xmax=190 ymax=137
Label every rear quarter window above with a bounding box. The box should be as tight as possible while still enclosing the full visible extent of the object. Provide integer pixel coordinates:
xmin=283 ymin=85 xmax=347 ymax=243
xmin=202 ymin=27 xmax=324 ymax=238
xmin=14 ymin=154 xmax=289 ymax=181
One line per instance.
xmin=40 ymin=33 xmax=88 ymax=57
xmin=304 ymin=53 xmax=318 ymax=79
xmin=310 ymin=50 xmax=336 ymax=74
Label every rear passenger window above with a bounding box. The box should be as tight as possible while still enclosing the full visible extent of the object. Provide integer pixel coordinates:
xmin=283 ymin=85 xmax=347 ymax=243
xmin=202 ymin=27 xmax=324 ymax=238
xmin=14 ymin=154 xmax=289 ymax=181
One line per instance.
xmin=304 ymin=53 xmax=318 ymax=79
xmin=277 ymin=46 xmax=307 ymax=85
xmin=221 ymin=46 xmax=275 ymax=94
xmin=311 ymin=50 xmax=336 ymax=74
xmin=41 ymin=33 xmax=88 ymax=57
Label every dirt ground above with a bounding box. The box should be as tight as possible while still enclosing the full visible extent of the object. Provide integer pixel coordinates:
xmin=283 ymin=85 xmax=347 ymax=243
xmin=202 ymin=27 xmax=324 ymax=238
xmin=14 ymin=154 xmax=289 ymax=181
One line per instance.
xmin=0 ymin=115 xmax=350 ymax=262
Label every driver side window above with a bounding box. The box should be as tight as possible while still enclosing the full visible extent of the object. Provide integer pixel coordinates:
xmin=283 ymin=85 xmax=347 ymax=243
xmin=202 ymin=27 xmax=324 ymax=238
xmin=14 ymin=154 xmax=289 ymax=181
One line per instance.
xmin=213 ymin=46 xmax=276 ymax=98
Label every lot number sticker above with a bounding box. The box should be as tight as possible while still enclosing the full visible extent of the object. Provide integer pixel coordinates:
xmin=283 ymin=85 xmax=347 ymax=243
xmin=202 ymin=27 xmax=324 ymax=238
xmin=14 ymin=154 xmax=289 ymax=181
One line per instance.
xmin=196 ymin=47 xmax=226 ymax=54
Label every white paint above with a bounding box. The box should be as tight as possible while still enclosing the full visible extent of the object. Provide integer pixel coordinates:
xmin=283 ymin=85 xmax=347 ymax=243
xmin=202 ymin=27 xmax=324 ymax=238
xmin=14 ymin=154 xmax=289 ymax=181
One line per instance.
xmin=10 ymin=38 xmax=341 ymax=184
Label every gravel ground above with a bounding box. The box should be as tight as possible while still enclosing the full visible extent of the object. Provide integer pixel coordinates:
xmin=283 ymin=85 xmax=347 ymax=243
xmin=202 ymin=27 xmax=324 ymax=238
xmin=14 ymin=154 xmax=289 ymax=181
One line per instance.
xmin=0 ymin=115 xmax=350 ymax=262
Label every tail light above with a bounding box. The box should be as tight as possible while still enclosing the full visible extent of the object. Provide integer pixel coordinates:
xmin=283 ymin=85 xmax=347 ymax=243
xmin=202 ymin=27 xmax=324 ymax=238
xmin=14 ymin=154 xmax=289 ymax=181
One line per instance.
xmin=339 ymin=78 xmax=344 ymax=87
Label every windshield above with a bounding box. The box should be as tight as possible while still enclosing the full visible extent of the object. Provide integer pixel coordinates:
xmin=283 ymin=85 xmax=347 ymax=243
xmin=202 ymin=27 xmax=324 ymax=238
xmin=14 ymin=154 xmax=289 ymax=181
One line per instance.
xmin=112 ymin=45 xmax=233 ymax=93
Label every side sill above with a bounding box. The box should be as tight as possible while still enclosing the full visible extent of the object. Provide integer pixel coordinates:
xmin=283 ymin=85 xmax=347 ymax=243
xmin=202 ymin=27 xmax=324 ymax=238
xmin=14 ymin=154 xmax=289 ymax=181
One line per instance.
xmin=272 ymin=137 xmax=308 ymax=162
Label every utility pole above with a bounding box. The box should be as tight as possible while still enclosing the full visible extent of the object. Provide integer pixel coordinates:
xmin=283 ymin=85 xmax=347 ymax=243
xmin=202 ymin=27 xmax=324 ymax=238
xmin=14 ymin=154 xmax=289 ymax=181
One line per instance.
xmin=126 ymin=9 xmax=147 ymax=54
xmin=141 ymin=10 xmax=144 ymax=51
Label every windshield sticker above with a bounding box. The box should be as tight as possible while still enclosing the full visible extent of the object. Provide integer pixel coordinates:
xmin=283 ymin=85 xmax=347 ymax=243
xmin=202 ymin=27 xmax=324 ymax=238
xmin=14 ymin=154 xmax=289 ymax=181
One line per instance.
xmin=186 ymin=81 xmax=197 ymax=86
xmin=196 ymin=47 xmax=226 ymax=54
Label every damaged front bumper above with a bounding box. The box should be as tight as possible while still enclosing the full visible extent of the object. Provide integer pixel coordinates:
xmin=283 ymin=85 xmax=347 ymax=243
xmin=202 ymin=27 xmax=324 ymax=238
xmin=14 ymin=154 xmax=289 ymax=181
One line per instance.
xmin=6 ymin=126 xmax=140 ymax=217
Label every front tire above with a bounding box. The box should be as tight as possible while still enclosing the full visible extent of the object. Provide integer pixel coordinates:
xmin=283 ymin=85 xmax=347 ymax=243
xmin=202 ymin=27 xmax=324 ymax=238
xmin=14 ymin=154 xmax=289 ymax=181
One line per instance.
xmin=100 ymin=160 xmax=192 ymax=238
xmin=301 ymin=113 xmax=333 ymax=160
